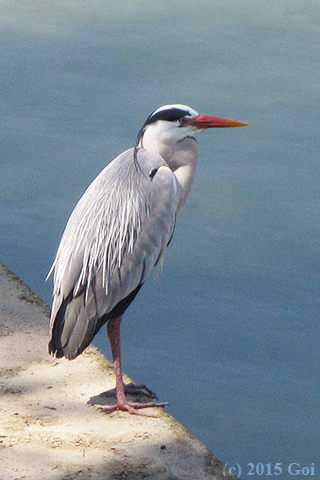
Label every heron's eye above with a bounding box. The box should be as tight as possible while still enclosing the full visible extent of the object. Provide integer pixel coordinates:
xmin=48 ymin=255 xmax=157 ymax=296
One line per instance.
xmin=179 ymin=117 xmax=188 ymax=126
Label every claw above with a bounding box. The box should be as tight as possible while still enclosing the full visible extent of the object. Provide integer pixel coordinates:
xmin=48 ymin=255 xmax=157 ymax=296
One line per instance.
xmin=99 ymin=400 xmax=168 ymax=417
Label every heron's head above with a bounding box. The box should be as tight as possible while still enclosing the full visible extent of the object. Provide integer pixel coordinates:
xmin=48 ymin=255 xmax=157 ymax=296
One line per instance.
xmin=136 ymin=104 xmax=248 ymax=152
xmin=134 ymin=104 xmax=248 ymax=172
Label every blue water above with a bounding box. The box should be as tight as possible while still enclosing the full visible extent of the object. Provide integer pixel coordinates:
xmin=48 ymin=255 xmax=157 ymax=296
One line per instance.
xmin=1 ymin=1 xmax=319 ymax=477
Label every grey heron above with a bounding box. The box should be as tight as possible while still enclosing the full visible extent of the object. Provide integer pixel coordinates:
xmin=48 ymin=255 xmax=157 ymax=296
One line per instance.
xmin=48 ymin=104 xmax=248 ymax=415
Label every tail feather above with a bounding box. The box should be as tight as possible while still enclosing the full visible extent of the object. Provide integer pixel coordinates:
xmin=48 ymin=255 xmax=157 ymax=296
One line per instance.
xmin=48 ymin=290 xmax=101 ymax=360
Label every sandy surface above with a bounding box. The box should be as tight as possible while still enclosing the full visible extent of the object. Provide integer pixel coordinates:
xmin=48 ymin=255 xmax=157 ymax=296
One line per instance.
xmin=0 ymin=260 xmax=236 ymax=480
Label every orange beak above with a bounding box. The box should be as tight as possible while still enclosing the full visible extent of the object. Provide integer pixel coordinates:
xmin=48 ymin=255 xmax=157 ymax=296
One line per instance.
xmin=188 ymin=114 xmax=248 ymax=129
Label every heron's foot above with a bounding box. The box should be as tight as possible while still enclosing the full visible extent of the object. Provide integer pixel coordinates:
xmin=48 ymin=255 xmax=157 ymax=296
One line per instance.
xmin=100 ymin=399 xmax=168 ymax=417
xmin=101 ymin=382 xmax=158 ymax=400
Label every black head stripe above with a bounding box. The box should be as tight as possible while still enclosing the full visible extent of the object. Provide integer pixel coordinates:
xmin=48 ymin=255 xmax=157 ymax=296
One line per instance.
xmin=145 ymin=107 xmax=190 ymax=126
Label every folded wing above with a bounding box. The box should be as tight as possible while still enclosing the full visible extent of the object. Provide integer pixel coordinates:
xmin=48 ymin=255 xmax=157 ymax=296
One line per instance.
xmin=48 ymin=148 xmax=178 ymax=359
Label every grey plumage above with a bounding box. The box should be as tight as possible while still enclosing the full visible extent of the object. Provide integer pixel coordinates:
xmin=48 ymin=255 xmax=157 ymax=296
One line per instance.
xmin=49 ymin=147 xmax=178 ymax=359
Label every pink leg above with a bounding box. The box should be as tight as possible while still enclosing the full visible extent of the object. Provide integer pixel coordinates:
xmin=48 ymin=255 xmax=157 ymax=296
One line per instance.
xmin=102 ymin=316 xmax=167 ymax=416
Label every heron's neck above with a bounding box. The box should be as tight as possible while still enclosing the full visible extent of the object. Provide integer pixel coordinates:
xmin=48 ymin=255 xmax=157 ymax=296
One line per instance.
xmin=144 ymin=136 xmax=198 ymax=210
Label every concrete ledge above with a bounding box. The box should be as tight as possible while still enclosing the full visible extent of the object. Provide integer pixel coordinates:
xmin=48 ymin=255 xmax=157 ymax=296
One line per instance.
xmin=0 ymin=260 xmax=237 ymax=480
